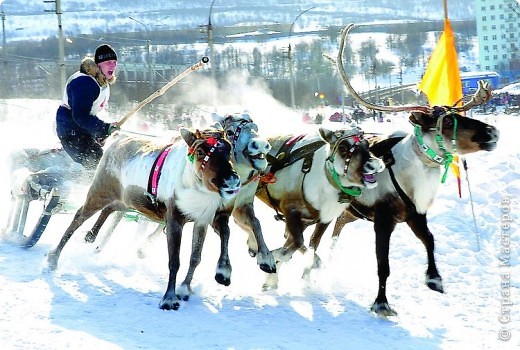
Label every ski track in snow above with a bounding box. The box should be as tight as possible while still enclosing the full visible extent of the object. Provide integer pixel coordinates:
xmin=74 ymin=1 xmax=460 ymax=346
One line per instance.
xmin=0 ymin=99 xmax=518 ymax=350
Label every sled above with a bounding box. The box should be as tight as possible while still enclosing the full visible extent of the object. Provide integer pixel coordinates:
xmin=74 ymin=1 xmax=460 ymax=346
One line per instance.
xmin=1 ymin=148 xmax=90 ymax=247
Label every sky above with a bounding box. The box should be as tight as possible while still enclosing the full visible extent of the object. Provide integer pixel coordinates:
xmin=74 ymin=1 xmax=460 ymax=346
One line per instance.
xmin=0 ymin=88 xmax=518 ymax=349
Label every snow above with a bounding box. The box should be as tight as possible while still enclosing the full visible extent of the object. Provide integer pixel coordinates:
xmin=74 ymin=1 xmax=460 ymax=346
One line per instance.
xmin=0 ymin=96 xmax=518 ymax=350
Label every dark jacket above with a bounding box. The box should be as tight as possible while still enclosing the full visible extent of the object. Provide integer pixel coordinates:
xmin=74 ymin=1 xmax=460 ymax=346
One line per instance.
xmin=56 ymin=58 xmax=114 ymax=140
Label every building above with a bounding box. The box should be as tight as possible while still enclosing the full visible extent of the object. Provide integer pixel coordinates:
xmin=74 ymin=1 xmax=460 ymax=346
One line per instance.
xmin=475 ymin=0 xmax=520 ymax=83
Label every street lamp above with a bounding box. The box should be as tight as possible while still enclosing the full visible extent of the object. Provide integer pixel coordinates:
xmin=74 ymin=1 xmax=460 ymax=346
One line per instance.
xmin=288 ymin=6 xmax=315 ymax=108
xmin=128 ymin=16 xmax=152 ymax=82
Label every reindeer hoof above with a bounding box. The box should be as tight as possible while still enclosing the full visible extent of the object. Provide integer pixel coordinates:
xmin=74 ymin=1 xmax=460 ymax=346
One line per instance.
xmin=159 ymin=297 xmax=180 ymax=310
xmin=176 ymin=284 xmax=191 ymax=301
xmin=215 ymin=273 xmax=231 ymax=286
xmin=426 ymin=276 xmax=444 ymax=293
xmin=248 ymin=248 xmax=257 ymax=258
xmin=257 ymin=251 xmax=276 ymax=273
xmin=371 ymin=302 xmax=398 ymax=317
xmin=47 ymin=251 xmax=59 ymax=271
xmin=259 ymin=263 xmax=276 ymax=274
xmin=84 ymin=230 xmax=96 ymax=243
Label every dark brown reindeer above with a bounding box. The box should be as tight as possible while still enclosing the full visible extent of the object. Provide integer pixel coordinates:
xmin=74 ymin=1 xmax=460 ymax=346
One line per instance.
xmin=308 ymin=23 xmax=500 ymax=316
xmin=47 ymin=127 xmax=241 ymax=310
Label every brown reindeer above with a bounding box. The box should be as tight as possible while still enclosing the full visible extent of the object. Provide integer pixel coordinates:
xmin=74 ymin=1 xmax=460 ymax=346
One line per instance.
xmin=249 ymin=126 xmax=385 ymax=290
xmin=307 ymin=24 xmax=500 ymax=316
xmin=47 ymin=127 xmax=241 ymax=310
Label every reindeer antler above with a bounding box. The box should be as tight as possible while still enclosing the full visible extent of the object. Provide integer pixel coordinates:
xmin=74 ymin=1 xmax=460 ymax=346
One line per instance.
xmin=330 ymin=23 xmax=430 ymax=114
xmin=452 ymin=80 xmax=492 ymax=112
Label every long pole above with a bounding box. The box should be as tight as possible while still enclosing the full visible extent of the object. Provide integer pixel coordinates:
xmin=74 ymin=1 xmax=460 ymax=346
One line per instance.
xmin=116 ymin=57 xmax=209 ymax=128
xmin=462 ymin=157 xmax=480 ymax=251
xmin=443 ymin=0 xmax=448 ymax=20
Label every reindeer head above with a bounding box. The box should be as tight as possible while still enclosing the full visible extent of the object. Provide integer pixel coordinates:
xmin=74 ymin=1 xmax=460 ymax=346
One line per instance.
xmin=328 ymin=23 xmax=500 ymax=156
xmin=181 ymin=127 xmax=241 ymax=199
xmin=319 ymin=127 xmax=385 ymax=193
xmin=213 ymin=112 xmax=271 ymax=172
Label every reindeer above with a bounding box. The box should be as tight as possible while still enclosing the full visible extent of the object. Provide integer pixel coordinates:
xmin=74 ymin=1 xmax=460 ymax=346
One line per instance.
xmin=82 ymin=113 xmax=277 ymax=300
xmin=247 ymin=126 xmax=386 ymax=289
xmin=307 ymin=24 xmax=500 ymax=316
xmin=47 ymin=127 xmax=241 ymax=310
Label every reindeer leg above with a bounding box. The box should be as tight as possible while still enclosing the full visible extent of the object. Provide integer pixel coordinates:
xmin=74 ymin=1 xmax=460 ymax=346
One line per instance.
xmin=212 ymin=211 xmax=232 ymax=286
xmin=406 ymin=212 xmax=443 ymax=293
xmin=91 ymin=210 xmax=125 ymax=252
xmin=302 ymin=221 xmax=330 ymax=279
xmin=159 ymin=206 xmax=185 ymax=310
xmin=84 ymin=207 xmax=121 ymax=244
xmin=232 ymin=203 xmax=276 ymax=273
xmin=330 ymin=209 xmax=358 ymax=249
xmin=263 ymin=207 xmax=304 ymax=290
xmin=47 ymin=204 xmax=99 ymax=270
xmin=177 ymin=224 xmax=208 ymax=301
xmin=137 ymin=223 xmax=164 ymax=259
xmin=371 ymin=205 xmax=398 ymax=317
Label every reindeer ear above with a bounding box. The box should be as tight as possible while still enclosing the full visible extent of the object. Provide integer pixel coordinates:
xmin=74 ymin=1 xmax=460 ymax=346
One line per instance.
xmin=211 ymin=122 xmax=224 ymax=130
xmin=242 ymin=111 xmax=251 ymax=120
xmin=180 ymin=127 xmax=197 ymax=147
xmin=318 ymin=127 xmax=335 ymax=144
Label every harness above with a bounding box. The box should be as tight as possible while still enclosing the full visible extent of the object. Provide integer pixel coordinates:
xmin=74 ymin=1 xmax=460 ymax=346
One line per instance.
xmin=412 ymin=108 xmax=458 ymax=183
xmin=349 ymin=109 xmax=460 ymax=219
xmin=145 ymin=136 xmax=222 ymax=206
xmin=146 ymin=145 xmax=173 ymax=205
xmin=263 ymin=135 xmax=325 ymax=221
xmin=261 ymin=130 xmax=365 ymax=222
xmin=227 ymin=118 xmax=260 ymax=186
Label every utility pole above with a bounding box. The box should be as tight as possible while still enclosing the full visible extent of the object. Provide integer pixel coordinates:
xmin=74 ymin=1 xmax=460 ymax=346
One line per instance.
xmin=128 ymin=16 xmax=152 ymax=82
xmin=1 ymin=6 xmax=6 ymax=62
xmin=288 ymin=6 xmax=315 ymax=108
xmin=44 ymin=0 xmax=66 ymax=92
xmin=208 ymin=0 xmax=216 ymax=82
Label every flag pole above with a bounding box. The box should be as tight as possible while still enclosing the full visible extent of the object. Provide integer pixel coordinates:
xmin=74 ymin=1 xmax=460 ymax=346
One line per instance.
xmin=443 ymin=0 xmax=448 ymax=20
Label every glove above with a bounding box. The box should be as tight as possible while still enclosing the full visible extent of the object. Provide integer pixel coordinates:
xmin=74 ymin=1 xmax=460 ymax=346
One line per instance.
xmin=107 ymin=122 xmax=120 ymax=136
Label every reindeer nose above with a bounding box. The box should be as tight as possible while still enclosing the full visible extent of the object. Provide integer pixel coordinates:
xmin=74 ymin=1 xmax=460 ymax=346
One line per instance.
xmin=487 ymin=125 xmax=500 ymax=141
xmin=364 ymin=157 xmax=385 ymax=174
xmin=249 ymin=139 xmax=271 ymax=153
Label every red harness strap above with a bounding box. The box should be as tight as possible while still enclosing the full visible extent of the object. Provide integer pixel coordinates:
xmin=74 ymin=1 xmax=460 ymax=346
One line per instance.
xmin=147 ymin=145 xmax=173 ymax=200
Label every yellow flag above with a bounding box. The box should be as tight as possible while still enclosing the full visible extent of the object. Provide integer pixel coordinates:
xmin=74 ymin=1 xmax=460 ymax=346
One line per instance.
xmin=419 ymin=19 xmax=463 ymax=197
xmin=419 ymin=19 xmax=463 ymax=107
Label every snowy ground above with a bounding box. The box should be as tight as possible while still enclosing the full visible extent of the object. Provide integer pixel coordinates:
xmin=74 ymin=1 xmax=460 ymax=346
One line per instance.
xmin=0 ymin=98 xmax=518 ymax=350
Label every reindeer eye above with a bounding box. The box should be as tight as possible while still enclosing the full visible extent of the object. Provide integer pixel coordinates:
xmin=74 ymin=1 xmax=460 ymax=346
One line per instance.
xmin=443 ymin=117 xmax=454 ymax=128
xmin=337 ymin=143 xmax=350 ymax=155
xmin=196 ymin=149 xmax=205 ymax=159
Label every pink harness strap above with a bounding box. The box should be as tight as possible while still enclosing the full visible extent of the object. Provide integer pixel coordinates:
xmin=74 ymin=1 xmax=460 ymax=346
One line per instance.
xmin=148 ymin=145 xmax=172 ymax=199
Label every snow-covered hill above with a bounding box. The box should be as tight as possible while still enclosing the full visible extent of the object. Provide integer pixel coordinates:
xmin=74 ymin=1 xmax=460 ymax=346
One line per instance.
xmin=1 ymin=0 xmax=476 ymax=42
